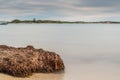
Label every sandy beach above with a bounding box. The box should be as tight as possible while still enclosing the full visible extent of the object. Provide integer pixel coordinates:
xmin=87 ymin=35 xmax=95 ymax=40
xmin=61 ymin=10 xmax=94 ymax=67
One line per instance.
xmin=0 ymin=73 xmax=64 ymax=80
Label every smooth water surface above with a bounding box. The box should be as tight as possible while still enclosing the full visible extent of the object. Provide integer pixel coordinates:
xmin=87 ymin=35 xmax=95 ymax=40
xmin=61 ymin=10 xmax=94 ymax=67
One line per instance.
xmin=0 ymin=23 xmax=120 ymax=80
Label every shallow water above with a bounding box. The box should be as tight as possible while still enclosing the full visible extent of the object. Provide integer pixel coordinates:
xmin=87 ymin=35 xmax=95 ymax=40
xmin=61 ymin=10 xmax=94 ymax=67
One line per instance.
xmin=0 ymin=23 xmax=120 ymax=80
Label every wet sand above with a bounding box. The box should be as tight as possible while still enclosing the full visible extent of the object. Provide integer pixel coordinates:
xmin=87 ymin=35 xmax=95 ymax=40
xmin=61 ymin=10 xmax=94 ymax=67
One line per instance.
xmin=0 ymin=73 xmax=63 ymax=80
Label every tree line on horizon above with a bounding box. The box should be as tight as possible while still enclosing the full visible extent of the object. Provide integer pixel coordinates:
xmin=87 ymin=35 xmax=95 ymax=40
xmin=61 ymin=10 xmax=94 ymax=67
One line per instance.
xmin=10 ymin=19 xmax=76 ymax=23
xmin=9 ymin=19 xmax=120 ymax=24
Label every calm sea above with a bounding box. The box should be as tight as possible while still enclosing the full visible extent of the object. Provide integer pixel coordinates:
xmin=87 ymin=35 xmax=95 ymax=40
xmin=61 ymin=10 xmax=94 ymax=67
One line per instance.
xmin=0 ymin=23 xmax=120 ymax=80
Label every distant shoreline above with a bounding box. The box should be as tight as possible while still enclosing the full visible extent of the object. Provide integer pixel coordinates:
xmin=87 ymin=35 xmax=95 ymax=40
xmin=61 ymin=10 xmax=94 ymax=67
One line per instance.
xmin=1 ymin=19 xmax=120 ymax=24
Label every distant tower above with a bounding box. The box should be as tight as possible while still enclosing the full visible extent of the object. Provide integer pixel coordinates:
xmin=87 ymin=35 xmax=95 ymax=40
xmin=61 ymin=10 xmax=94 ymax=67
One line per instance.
xmin=33 ymin=18 xmax=36 ymax=22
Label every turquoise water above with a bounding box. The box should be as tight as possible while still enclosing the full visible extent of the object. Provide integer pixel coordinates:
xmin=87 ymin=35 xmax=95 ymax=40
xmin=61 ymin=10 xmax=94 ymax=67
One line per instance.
xmin=0 ymin=24 xmax=120 ymax=80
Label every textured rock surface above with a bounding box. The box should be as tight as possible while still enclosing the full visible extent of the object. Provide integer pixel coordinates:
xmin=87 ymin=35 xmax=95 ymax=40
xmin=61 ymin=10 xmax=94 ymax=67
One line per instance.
xmin=0 ymin=45 xmax=64 ymax=77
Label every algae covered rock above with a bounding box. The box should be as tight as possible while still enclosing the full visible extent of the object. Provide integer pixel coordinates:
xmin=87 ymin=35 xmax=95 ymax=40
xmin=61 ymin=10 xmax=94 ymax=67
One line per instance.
xmin=0 ymin=45 xmax=64 ymax=77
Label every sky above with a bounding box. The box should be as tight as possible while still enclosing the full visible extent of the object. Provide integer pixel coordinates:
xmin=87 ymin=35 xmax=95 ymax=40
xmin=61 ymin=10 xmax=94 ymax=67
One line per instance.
xmin=0 ymin=0 xmax=120 ymax=21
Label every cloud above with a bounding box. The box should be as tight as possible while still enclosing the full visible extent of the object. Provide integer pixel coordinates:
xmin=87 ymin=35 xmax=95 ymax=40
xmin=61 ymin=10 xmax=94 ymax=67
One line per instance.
xmin=0 ymin=0 xmax=120 ymax=21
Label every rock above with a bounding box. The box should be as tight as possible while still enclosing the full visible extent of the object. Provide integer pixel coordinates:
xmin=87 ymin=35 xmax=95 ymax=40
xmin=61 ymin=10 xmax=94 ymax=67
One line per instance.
xmin=0 ymin=45 xmax=64 ymax=77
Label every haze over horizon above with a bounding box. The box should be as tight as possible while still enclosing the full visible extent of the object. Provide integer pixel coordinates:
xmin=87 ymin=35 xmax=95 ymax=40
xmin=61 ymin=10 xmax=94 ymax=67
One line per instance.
xmin=0 ymin=0 xmax=120 ymax=21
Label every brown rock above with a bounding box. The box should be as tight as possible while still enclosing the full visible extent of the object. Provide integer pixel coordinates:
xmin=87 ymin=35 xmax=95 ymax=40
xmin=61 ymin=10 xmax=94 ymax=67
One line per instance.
xmin=0 ymin=45 xmax=64 ymax=77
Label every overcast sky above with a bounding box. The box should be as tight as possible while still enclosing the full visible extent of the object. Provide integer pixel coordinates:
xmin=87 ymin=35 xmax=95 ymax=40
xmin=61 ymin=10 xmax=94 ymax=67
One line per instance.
xmin=0 ymin=0 xmax=120 ymax=21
